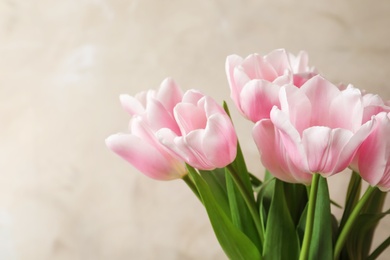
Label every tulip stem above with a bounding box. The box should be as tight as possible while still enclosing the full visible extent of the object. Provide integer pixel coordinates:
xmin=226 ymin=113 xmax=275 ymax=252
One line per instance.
xmin=182 ymin=174 xmax=201 ymax=202
xmin=226 ymin=165 xmax=265 ymax=245
xmin=333 ymin=185 xmax=377 ymax=260
xmin=299 ymin=173 xmax=320 ymax=260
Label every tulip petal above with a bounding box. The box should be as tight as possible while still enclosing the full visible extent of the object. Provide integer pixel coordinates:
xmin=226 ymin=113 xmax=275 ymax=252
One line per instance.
xmin=174 ymin=103 xmax=207 ymax=135
xmin=300 ymin=76 xmax=340 ymax=126
xmin=270 ymin=107 xmax=309 ymax=173
xmin=289 ymin=51 xmax=309 ymax=73
xmin=157 ymin=78 xmax=183 ymax=113
xmin=120 ymin=94 xmax=145 ymax=116
xmin=279 ymin=85 xmax=311 ymax=134
xmin=337 ymin=118 xmax=376 ymax=174
xmin=106 ymin=134 xmax=183 ymax=180
xmin=201 ymin=96 xmax=225 ymax=117
xmin=202 ymin=114 xmax=237 ymax=168
xmin=264 ymin=49 xmax=290 ymax=75
xmin=329 ymin=86 xmax=363 ymax=131
xmin=146 ymin=99 xmax=180 ymax=134
xmin=240 ymin=54 xmax=278 ymax=82
xmin=357 ymin=113 xmax=390 ymax=188
xmin=252 ymin=119 xmax=311 ymax=184
xmin=226 ymin=55 xmax=245 ymax=108
xmin=181 ymin=89 xmax=204 ymax=105
xmin=239 ymin=80 xmax=281 ymax=122
xmin=302 ymin=127 xmax=353 ymax=175
xmin=158 ymin=128 xmax=212 ymax=170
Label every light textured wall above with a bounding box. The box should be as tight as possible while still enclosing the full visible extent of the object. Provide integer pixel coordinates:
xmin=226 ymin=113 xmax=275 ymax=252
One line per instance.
xmin=0 ymin=0 xmax=389 ymax=259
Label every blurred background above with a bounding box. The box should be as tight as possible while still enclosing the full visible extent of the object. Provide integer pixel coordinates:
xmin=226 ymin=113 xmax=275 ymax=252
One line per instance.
xmin=0 ymin=0 xmax=389 ymax=259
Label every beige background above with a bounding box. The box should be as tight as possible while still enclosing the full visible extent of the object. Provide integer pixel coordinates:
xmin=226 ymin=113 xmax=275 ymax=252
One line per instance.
xmin=0 ymin=0 xmax=389 ymax=259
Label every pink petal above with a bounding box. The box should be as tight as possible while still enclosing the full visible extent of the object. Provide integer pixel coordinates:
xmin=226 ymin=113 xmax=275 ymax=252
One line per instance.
xmin=158 ymin=128 xmax=212 ymax=170
xmin=201 ymin=114 xmax=237 ymax=168
xmin=174 ymin=103 xmax=207 ymax=135
xmin=157 ymin=78 xmax=183 ymax=113
xmin=289 ymin=51 xmax=309 ymax=73
xmin=300 ymin=76 xmax=340 ymax=126
xmin=201 ymin=96 xmax=225 ymax=117
xmin=226 ymin=55 xmax=245 ymax=109
xmin=328 ymin=86 xmax=364 ymax=131
xmin=264 ymin=49 xmax=290 ymax=75
xmin=184 ymin=130 xmax=216 ymax=170
xmin=182 ymin=90 xmax=205 ymax=104
xmin=146 ymin=99 xmax=180 ymax=135
xmin=240 ymin=54 xmax=278 ymax=82
xmin=302 ymin=127 xmax=353 ymax=175
xmin=279 ymin=85 xmax=311 ymax=134
xmin=105 ymin=134 xmax=184 ymax=180
xmin=239 ymin=80 xmax=281 ymax=122
xmin=357 ymin=113 xmax=390 ymax=187
xmin=119 ymin=94 xmax=145 ymax=116
xmin=252 ymin=119 xmax=312 ymax=184
xmin=337 ymin=118 xmax=376 ymax=174
xmin=270 ymin=107 xmax=309 ymax=173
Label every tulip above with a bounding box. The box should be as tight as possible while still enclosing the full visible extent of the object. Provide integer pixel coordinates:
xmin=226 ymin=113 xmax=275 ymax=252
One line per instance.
xmin=106 ymin=78 xmax=187 ymax=180
xmin=252 ymin=75 xmax=374 ymax=183
xmin=157 ymin=90 xmax=238 ymax=170
xmin=361 ymin=92 xmax=390 ymax=123
xmin=353 ymin=112 xmax=390 ymax=191
xmin=226 ymin=49 xmax=316 ymax=122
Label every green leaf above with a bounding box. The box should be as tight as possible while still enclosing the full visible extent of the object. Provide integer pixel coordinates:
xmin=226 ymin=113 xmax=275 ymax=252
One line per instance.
xmin=339 ymin=171 xmax=362 ymax=233
xmin=187 ymin=164 xmax=261 ymax=260
xmin=256 ymin=176 xmax=275 ymax=233
xmin=345 ymin=191 xmax=388 ymax=260
xmin=283 ymin=182 xmax=308 ymax=226
xmin=199 ymin=169 xmax=230 ymax=216
xmin=225 ymin=168 xmax=261 ymax=249
xmin=308 ymin=176 xmax=333 ymax=260
xmin=223 ymin=101 xmax=253 ymax=195
xmin=249 ymin=172 xmax=262 ymax=187
xmin=263 ymin=179 xmax=300 ymax=260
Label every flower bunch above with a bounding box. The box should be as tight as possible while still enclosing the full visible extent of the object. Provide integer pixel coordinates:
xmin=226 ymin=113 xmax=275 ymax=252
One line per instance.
xmin=106 ymin=49 xmax=390 ymax=260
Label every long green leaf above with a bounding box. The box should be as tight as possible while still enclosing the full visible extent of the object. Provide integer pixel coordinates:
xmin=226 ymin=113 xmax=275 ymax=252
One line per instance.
xmin=199 ymin=169 xmax=230 ymax=216
xmin=345 ymin=194 xmax=388 ymax=260
xmin=223 ymin=101 xmax=253 ymax=196
xmin=187 ymin=164 xmax=261 ymax=260
xmin=283 ymin=182 xmax=308 ymax=226
xmin=225 ymin=168 xmax=261 ymax=250
xmin=308 ymin=176 xmax=333 ymax=260
xmin=257 ymin=177 xmax=275 ymax=240
xmin=339 ymin=171 xmax=362 ymax=233
xmin=263 ymin=179 xmax=300 ymax=260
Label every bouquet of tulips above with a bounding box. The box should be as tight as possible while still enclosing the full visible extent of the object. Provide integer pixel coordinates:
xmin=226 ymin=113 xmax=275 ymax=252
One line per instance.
xmin=106 ymin=49 xmax=389 ymax=260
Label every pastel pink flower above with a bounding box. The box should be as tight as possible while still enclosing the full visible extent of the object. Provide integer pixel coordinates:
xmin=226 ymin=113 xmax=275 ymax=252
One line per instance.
xmin=352 ymin=112 xmax=390 ymax=192
xmin=106 ymin=78 xmax=187 ymax=180
xmin=226 ymin=49 xmax=316 ymax=123
xmin=252 ymin=75 xmax=374 ymax=184
xmin=157 ymin=90 xmax=238 ymax=170
xmin=361 ymin=92 xmax=390 ymax=123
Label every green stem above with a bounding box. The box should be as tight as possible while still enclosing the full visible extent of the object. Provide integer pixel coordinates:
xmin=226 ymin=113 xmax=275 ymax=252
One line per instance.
xmin=333 ymin=185 xmax=377 ymax=260
xmin=182 ymin=174 xmax=201 ymax=202
xmin=226 ymin=165 xmax=265 ymax=245
xmin=299 ymin=173 xmax=320 ymax=260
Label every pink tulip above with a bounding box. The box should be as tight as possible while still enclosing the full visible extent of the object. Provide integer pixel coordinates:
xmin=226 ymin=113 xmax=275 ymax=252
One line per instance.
xmin=361 ymin=92 xmax=390 ymax=123
xmin=106 ymin=78 xmax=187 ymax=180
xmin=252 ymin=75 xmax=375 ymax=184
xmin=226 ymin=49 xmax=316 ymax=122
xmin=157 ymin=90 xmax=238 ymax=170
xmin=352 ymin=112 xmax=390 ymax=192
